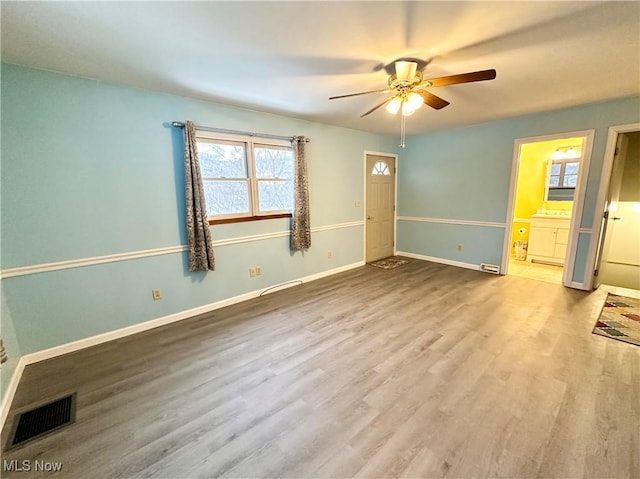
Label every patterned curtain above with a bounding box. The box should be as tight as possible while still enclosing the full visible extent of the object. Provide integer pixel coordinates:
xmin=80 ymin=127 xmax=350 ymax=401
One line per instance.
xmin=0 ymin=338 xmax=7 ymax=364
xmin=291 ymin=137 xmax=311 ymax=251
xmin=184 ymin=121 xmax=215 ymax=271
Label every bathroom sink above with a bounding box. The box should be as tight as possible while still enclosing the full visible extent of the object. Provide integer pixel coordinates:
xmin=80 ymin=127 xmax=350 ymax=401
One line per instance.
xmin=532 ymin=212 xmax=571 ymax=219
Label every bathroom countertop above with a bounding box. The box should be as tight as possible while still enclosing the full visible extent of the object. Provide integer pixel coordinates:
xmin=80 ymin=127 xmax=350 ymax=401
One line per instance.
xmin=532 ymin=213 xmax=572 ymax=219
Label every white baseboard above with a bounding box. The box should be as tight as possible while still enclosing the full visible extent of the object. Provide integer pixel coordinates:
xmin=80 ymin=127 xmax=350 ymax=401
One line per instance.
xmin=0 ymin=260 xmax=364 ymax=433
xmin=1 ymin=357 xmax=26 ymax=435
xmin=570 ymin=281 xmax=589 ymax=291
xmin=297 ymin=261 xmax=365 ymax=283
xmin=23 ymin=260 xmax=365 ymax=365
xmin=397 ymin=251 xmax=480 ymax=271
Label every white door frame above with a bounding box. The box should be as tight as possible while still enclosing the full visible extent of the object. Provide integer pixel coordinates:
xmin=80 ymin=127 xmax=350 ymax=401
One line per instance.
xmin=584 ymin=122 xmax=640 ymax=290
xmin=363 ymin=151 xmax=398 ymax=261
xmin=501 ymin=129 xmax=595 ymax=287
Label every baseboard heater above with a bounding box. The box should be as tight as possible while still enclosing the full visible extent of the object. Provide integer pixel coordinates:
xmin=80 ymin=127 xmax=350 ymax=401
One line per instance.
xmin=480 ymin=263 xmax=500 ymax=274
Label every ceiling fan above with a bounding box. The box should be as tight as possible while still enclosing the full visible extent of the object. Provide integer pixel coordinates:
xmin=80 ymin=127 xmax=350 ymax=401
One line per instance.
xmin=329 ymin=60 xmax=496 ymax=146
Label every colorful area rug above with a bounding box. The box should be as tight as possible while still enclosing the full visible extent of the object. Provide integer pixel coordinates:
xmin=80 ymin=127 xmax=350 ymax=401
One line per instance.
xmin=369 ymin=257 xmax=409 ymax=270
xmin=593 ymin=293 xmax=640 ymax=346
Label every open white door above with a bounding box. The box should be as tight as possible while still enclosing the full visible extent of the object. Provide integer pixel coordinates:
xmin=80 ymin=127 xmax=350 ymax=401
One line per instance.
xmin=592 ymin=134 xmax=629 ymax=288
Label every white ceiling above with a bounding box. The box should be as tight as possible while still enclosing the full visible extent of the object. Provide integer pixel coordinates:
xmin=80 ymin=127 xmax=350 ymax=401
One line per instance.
xmin=2 ymin=1 xmax=638 ymax=136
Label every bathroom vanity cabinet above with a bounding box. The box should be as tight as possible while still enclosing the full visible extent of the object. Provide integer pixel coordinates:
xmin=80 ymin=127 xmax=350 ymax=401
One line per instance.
xmin=527 ymin=215 xmax=571 ymax=265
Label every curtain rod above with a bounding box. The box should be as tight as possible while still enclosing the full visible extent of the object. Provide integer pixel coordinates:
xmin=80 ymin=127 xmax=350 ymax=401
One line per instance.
xmin=171 ymin=122 xmax=309 ymax=143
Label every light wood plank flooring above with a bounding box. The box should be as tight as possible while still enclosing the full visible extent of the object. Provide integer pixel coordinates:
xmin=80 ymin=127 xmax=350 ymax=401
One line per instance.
xmin=1 ymin=259 xmax=639 ymax=478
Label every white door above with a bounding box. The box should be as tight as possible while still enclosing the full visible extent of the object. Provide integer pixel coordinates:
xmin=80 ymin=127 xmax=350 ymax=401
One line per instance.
xmin=595 ymin=132 xmax=640 ymax=290
xmin=593 ymin=133 xmax=629 ymax=288
xmin=366 ymin=154 xmax=396 ymax=262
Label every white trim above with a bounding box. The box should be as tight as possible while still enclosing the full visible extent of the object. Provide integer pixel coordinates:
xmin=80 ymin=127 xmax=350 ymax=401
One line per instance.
xmin=501 ymin=136 xmax=523 ymax=275
xmin=0 ymin=260 xmax=365 ymax=432
xmin=501 ymin=129 xmax=595 ymax=288
xmin=0 ymin=357 xmax=26 ymax=435
xmin=570 ymin=281 xmax=588 ymax=291
xmin=294 ymin=260 xmax=365 ymax=282
xmin=1 ymin=245 xmax=188 ymax=279
xmin=312 ymin=221 xmax=364 ymax=233
xmin=562 ymin=131 xmax=595 ymax=287
xmin=214 ymin=231 xmax=289 ymax=247
xmin=579 ymin=228 xmax=592 ymax=234
xmin=20 ymin=260 xmax=364 ymax=364
xmin=364 ymin=151 xmax=399 ymax=262
xmin=397 ymin=251 xmax=480 ymax=271
xmin=0 ymin=222 xmax=363 ymax=279
xmin=397 ymin=216 xmax=506 ymax=228
xmin=585 ymin=122 xmax=640 ymax=290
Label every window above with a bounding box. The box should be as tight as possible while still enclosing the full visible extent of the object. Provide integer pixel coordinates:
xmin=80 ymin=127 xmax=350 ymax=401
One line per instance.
xmin=549 ymin=159 xmax=579 ymax=188
xmin=371 ymin=161 xmax=390 ymax=175
xmin=196 ymin=132 xmax=294 ymax=223
xmin=548 ymin=159 xmax=580 ymax=201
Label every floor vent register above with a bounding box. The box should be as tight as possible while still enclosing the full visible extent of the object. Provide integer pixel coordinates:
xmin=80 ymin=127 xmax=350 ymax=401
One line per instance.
xmin=8 ymin=393 xmax=76 ymax=449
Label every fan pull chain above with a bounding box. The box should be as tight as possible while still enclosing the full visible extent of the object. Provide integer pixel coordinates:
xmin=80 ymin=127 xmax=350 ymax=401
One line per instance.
xmin=399 ymin=112 xmax=406 ymax=148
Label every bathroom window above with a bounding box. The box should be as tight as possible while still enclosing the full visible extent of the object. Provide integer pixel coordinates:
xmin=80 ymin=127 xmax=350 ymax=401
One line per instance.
xmin=548 ymin=159 xmax=580 ymax=201
xmin=550 ymin=160 xmax=579 ymax=188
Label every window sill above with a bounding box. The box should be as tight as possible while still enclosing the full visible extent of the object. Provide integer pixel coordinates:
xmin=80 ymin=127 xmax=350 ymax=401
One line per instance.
xmin=209 ymin=213 xmax=292 ymax=225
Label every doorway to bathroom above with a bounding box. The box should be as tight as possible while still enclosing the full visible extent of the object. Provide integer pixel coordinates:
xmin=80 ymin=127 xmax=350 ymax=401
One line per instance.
xmin=502 ymin=130 xmax=595 ymax=286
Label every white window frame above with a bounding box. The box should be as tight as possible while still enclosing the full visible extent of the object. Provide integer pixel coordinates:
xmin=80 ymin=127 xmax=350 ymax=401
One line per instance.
xmin=195 ymin=131 xmax=294 ymax=221
xmin=549 ymin=158 xmax=580 ymax=189
xmin=371 ymin=160 xmax=391 ymax=176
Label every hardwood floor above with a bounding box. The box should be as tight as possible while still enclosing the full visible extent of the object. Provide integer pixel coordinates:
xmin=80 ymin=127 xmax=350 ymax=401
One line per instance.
xmin=1 ymin=259 xmax=639 ymax=478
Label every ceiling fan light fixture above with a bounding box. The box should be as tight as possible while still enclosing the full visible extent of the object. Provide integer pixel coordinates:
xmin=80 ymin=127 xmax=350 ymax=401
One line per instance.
xmin=395 ymin=61 xmax=417 ymax=82
xmin=328 ymin=61 xmax=496 ymax=148
xmin=386 ymin=97 xmax=402 ymax=115
xmin=401 ymin=102 xmax=416 ymax=116
xmin=406 ymin=92 xmax=424 ymax=111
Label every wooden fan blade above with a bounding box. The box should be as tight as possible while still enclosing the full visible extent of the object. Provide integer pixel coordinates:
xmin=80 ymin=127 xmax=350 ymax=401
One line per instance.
xmin=329 ymin=88 xmax=390 ymax=100
xmin=415 ymin=90 xmax=450 ymax=110
xmin=361 ymin=95 xmax=397 ymax=117
xmin=426 ymin=69 xmax=496 ymax=87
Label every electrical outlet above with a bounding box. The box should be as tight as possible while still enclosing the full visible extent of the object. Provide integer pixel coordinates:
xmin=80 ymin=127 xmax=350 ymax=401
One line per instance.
xmin=249 ymin=268 xmax=256 ymax=277
xmin=255 ymin=266 xmax=262 ymax=276
xmin=457 ymin=244 xmax=463 ymax=251
xmin=152 ymin=289 xmax=162 ymax=301
xmin=327 ymin=251 xmax=333 ymax=259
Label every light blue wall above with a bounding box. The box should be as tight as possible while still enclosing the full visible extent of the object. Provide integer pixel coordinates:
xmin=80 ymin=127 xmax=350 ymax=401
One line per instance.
xmin=0 ymin=69 xmax=21 ymax=399
xmin=2 ymin=62 xmax=638 ymax=360
xmin=1 ymin=64 xmax=396 ymax=355
xmin=396 ymin=96 xmax=640 ymax=281
xmin=398 ymin=221 xmax=505 ymax=266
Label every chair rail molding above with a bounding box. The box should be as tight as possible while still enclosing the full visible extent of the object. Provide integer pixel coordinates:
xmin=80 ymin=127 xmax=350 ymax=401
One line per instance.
xmin=1 ymin=221 xmax=364 ymax=279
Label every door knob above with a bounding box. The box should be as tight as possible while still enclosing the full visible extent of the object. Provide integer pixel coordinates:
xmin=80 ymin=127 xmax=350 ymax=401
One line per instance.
xmin=367 ymin=215 xmax=373 ymax=220
xmin=612 ymin=217 xmax=621 ymax=221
